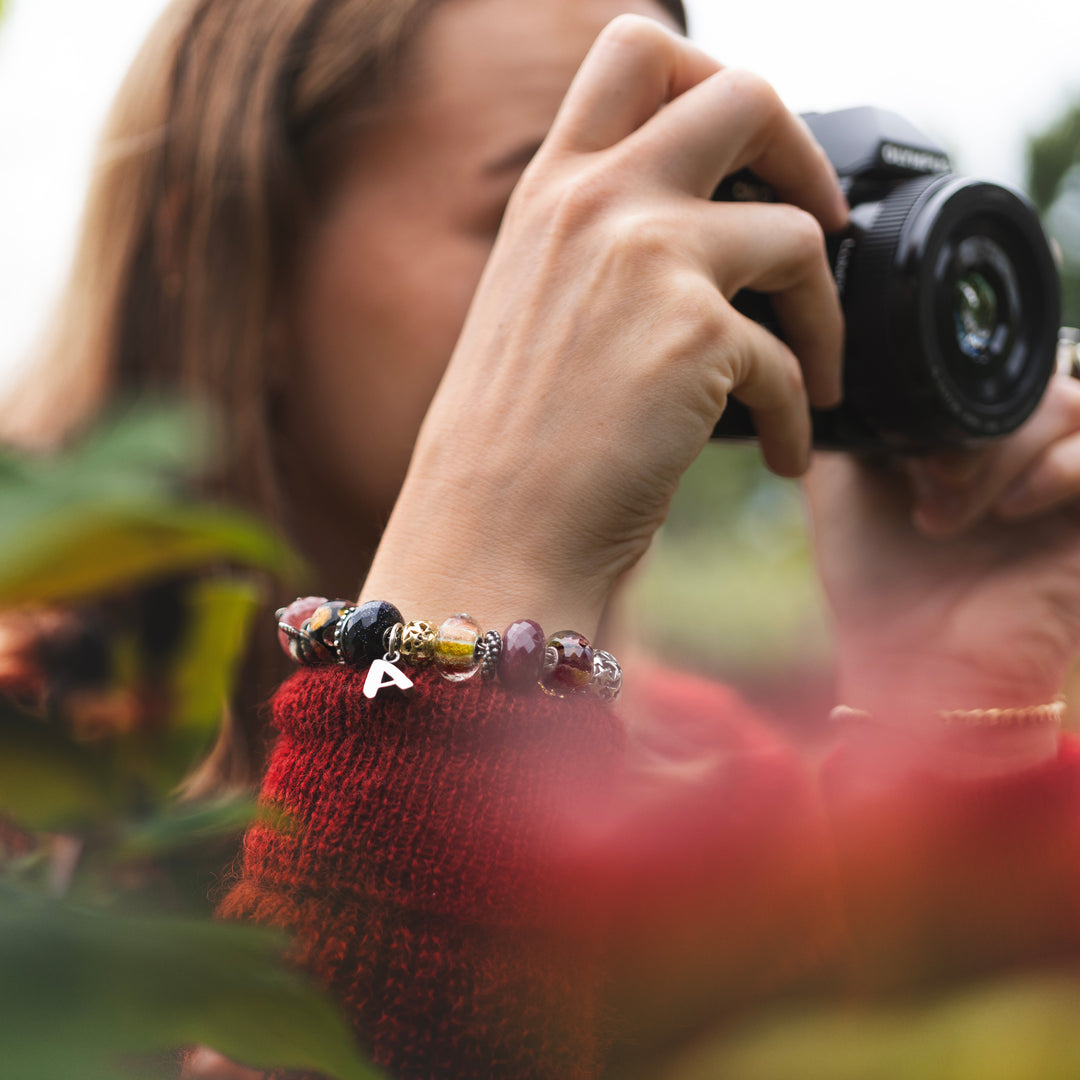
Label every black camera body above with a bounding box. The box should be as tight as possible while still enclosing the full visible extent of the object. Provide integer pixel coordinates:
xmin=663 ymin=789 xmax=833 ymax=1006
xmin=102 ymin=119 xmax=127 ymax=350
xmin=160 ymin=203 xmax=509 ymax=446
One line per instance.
xmin=711 ymin=107 xmax=1062 ymax=452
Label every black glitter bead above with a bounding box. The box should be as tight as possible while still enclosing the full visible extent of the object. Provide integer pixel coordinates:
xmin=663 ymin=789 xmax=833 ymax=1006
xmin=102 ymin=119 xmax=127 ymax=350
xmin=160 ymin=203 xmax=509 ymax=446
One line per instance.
xmin=339 ymin=601 xmax=404 ymax=666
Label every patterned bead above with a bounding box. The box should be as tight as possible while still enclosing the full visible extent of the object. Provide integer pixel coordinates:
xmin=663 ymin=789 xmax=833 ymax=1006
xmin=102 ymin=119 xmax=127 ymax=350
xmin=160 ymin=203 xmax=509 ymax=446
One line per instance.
xmin=476 ymin=630 xmax=502 ymax=682
xmin=434 ymin=614 xmax=481 ymax=683
xmin=276 ymin=596 xmax=327 ymax=660
xmin=304 ymin=600 xmax=354 ymax=663
xmin=399 ymin=621 xmax=438 ymax=662
xmin=339 ymin=601 xmax=404 ymax=666
xmin=591 ymin=650 xmax=623 ymax=704
xmin=499 ymin=620 xmax=546 ymax=691
xmin=541 ymin=631 xmax=594 ymax=698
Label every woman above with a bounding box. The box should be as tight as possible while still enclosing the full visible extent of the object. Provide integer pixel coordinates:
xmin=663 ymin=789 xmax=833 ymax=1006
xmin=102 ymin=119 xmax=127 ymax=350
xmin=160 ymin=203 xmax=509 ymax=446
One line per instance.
xmin=8 ymin=0 xmax=1080 ymax=1077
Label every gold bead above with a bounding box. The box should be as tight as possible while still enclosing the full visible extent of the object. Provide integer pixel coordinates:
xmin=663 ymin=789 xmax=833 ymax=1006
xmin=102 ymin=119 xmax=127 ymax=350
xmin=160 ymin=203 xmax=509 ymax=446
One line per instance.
xmin=399 ymin=620 xmax=438 ymax=662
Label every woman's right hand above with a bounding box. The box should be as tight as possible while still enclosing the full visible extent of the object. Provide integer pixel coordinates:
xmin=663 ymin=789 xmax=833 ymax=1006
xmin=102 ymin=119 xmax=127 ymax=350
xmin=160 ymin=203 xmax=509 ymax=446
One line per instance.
xmin=364 ymin=15 xmax=848 ymax=638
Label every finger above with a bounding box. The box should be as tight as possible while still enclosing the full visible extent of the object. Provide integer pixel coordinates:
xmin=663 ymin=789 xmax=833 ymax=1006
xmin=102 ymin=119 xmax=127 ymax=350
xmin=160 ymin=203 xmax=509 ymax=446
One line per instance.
xmin=544 ymin=15 xmax=720 ymax=156
xmin=726 ymin=314 xmax=812 ymax=478
xmin=909 ymin=376 xmax=1080 ymax=535
xmin=702 ymin=201 xmax=843 ymax=407
xmin=997 ymin=431 xmax=1080 ymax=519
xmin=629 ymin=68 xmax=849 ymax=231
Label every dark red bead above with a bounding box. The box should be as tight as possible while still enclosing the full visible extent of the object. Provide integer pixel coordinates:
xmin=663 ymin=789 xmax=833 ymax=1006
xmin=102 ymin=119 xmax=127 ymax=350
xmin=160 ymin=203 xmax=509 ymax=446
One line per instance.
xmin=277 ymin=596 xmax=327 ymax=658
xmin=543 ymin=631 xmax=593 ymax=695
xmin=499 ymin=619 xmax=546 ymax=691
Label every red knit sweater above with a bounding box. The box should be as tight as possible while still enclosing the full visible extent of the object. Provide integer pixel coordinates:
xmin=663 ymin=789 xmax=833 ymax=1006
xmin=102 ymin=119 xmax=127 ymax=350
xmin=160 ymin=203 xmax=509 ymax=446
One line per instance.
xmin=216 ymin=664 xmax=1080 ymax=1080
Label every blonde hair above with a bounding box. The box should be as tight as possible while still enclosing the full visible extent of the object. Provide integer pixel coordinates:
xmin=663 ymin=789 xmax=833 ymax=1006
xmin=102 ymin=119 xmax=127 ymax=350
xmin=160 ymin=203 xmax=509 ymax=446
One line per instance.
xmin=2 ymin=0 xmax=687 ymax=796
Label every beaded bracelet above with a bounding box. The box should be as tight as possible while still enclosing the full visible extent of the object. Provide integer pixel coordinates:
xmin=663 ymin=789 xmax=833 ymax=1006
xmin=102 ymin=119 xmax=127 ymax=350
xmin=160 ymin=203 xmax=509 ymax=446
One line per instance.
xmin=829 ymin=699 xmax=1066 ymax=731
xmin=276 ymin=597 xmax=622 ymax=705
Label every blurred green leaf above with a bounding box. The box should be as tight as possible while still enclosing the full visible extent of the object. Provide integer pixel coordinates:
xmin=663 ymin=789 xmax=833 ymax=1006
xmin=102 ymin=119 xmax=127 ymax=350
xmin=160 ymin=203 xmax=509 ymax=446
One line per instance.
xmin=1028 ymin=98 xmax=1080 ymax=214
xmin=0 ymin=701 xmax=116 ymax=832
xmin=134 ymin=576 xmax=264 ymax=793
xmin=0 ymin=887 xmax=381 ymax=1080
xmin=0 ymin=405 xmax=303 ymax=606
xmin=115 ymin=796 xmax=289 ymax=860
xmin=0 ymin=500 xmax=300 ymax=606
xmin=71 ymin=402 xmax=215 ymax=482
xmin=668 ymin=975 xmax=1080 ymax=1080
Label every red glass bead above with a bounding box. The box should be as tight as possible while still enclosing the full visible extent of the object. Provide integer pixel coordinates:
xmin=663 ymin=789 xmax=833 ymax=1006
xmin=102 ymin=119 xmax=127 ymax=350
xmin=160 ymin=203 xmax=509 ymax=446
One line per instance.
xmin=499 ymin=619 xmax=546 ymax=691
xmin=542 ymin=631 xmax=594 ymax=697
xmin=277 ymin=596 xmax=327 ymax=658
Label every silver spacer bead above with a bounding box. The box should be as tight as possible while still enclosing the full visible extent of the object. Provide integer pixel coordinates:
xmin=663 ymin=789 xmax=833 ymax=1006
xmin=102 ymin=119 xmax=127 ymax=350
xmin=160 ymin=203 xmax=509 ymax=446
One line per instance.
xmin=542 ymin=646 xmax=559 ymax=674
xmin=475 ymin=629 xmax=502 ymax=682
xmin=278 ymin=621 xmax=321 ymax=666
xmin=591 ymin=650 xmax=623 ymax=705
xmin=331 ymin=606 xmax=357 ymax=664
xmin=384 ymin=622 xmax=405 ymax=659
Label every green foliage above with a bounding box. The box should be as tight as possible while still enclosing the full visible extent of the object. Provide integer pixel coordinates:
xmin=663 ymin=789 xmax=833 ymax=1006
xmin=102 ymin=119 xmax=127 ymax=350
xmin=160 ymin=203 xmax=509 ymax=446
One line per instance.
xmin=0 ymin=887 xmax=379 ymax=1080
xmin=1027 ymin=100 xmax=1080 ymax=214
xmin=0 ymin=405 xmax=377 ymax=1080
xmin=1026 ymin=99 xmax=1080 ymax=327
xmin=626 ymin=443 xmax=828 ymax=682
xmin=0 ymin=406 xmax=303 ymax=607
xmin=0 ymin=699 xmax=116 ymax=832
xmin=669 ymin=975 xmax=1080 ymax=1080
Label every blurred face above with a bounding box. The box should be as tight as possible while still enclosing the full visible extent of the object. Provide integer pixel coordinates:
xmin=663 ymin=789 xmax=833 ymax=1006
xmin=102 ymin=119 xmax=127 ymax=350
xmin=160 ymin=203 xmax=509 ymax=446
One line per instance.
xmin=285 ymin=0 xmax=679 ymax=534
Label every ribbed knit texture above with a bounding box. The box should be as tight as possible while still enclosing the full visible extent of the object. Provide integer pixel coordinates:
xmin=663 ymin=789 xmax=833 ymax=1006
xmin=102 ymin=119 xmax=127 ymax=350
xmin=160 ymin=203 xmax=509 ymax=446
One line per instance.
xmin=215 ymin=664 xmax=829 ymax=1080
xmin=215 ymin=662 xmax=1080 ymax=1080
xmin=217 ymin=665 xmax=627 ymax=1079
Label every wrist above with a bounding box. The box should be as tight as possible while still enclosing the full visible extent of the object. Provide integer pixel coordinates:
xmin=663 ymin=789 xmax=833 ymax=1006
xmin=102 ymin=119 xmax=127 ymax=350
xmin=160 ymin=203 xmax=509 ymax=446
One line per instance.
xmin=361 ymin=481 xmax=611 ymax=642
xmin=834 ymin=649 xmax=1063 ymax=777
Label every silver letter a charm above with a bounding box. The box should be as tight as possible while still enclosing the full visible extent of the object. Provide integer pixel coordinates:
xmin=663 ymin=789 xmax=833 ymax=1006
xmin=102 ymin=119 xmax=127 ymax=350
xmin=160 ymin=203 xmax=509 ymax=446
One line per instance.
xmin=363 ymin=659 xmax=415 ymax=700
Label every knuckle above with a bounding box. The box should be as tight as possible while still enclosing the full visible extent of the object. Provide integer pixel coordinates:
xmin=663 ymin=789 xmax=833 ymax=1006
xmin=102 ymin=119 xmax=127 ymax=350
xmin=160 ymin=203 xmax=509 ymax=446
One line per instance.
xmin=724 ymin=68 xmax=783 ymax=125
xmin=546 ymin=166 xmax=614 ymax=233
xmin=599 ymin=12 xmax=669 ymax=50
xmin=780 ymin=349 xmax=806 ymax=397
xmin=1041 ymin=445 xmax=1073 ymax=491
xmin=1058 ymin=378 xmax=1080 ymax=428
xmin=667 ymin=276 xmax=729 ymax=348
xmin=778 ymin=205 xmax=827 ymax=266
xmin=604 ymin=208 xmax=674 ymax=265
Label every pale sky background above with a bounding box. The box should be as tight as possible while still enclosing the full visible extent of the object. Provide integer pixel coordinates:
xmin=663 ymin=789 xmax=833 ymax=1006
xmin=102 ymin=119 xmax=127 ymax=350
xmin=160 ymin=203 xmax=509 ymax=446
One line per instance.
xmin=0 ymin=0 xmax=1077 ymax=391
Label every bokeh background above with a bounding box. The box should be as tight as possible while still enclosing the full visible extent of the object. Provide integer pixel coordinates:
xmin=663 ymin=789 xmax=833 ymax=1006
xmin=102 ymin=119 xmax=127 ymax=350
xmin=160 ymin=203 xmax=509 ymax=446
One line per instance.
xmin=2 ymin=0 xmax=1078 ymax=721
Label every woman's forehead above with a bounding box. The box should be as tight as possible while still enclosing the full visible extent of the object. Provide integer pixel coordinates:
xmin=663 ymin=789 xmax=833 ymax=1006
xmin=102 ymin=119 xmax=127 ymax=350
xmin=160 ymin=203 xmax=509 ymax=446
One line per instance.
xmin=392 ymin=0 xmax=679 ymax=167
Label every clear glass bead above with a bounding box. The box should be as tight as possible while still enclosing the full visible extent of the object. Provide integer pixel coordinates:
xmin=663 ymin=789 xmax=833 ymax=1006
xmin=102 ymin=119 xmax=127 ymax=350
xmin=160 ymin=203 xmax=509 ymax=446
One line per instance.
xmin=434 ymin=614 xmax=482 ymax=683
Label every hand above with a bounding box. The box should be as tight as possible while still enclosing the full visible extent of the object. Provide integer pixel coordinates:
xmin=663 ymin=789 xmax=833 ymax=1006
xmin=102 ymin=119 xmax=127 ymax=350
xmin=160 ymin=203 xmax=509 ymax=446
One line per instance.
xmin=364 ymin=16 xmax=847 ymax=638
xmin=807 ymin=375 xmax=1080 ymax=732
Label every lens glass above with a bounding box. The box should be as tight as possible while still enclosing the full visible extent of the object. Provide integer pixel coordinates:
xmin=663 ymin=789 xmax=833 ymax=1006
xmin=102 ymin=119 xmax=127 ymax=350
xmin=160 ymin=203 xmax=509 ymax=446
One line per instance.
xmin=953 ymin=271 xmax=999 ymax=359
xmin=934 ymin=229 xmax=1023 ymax=407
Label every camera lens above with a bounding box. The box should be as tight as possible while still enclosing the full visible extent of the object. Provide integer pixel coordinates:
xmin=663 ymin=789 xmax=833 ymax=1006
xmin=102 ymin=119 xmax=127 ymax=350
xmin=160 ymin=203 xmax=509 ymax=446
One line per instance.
xmin=953 ymin=269 xmax=1003 ymax=361
xmin=934 ymin=229 xmax=1025 ymax=407
xmin=837 ymin=175 xmax=1061 ymax=448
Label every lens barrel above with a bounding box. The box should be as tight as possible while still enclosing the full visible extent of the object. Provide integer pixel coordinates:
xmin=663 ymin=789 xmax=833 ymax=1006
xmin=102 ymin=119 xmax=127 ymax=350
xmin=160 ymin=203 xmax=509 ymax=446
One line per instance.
xmin=839 ymin=175 xmax=1060 ymax=449
xmin=710 ymin=169 xmax=1061 ymax=452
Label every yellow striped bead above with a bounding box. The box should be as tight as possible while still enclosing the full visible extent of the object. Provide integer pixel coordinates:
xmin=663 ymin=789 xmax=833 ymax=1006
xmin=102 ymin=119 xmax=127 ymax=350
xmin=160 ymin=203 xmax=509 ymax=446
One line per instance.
xmin=434 ymin=614 xmax=481 ymax=683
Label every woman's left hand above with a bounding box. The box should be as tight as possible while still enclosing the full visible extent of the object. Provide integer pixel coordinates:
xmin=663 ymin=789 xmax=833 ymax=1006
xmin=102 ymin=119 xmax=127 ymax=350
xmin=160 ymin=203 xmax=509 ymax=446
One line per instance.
xmin=806 ymin=373 xmax=1080 ymax=734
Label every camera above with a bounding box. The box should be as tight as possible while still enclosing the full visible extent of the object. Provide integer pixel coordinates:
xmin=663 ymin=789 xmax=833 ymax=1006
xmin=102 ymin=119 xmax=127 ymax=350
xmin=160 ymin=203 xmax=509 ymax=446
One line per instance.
xmin=710 ymin=107 xmax=1062 ymax=452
